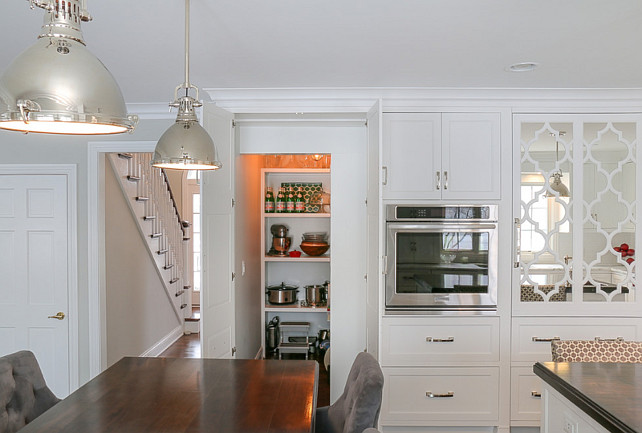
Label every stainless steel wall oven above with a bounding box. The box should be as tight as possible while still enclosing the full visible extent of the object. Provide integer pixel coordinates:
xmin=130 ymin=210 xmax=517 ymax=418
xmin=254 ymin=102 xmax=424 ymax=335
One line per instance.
xmin=385 ymin=204 xmax=498 ymax=311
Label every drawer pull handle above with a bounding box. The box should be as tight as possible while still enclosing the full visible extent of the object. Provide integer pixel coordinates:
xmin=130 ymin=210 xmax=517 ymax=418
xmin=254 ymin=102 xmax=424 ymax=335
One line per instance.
xmin=595 ymin=336 xmax=624 ymax=342
xmin=531 ymin=391 xmax=542 ymax=398
xmin=426 ymin=337 xmax=455 ymax=342
xmin=531 ymin=336 xmax=560 ymax=342
xmin=426 ymin=391 xmax=454 ymax=398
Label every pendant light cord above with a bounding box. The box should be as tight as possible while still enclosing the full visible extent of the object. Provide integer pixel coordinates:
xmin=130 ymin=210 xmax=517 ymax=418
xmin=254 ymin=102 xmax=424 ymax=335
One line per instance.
xmin=184 ymin=0 xmax=191 ymax=95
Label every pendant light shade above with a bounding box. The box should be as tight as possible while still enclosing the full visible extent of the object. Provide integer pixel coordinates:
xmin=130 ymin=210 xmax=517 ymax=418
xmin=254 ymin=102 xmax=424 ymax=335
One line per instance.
xmin=152 ymin=0 xmax=221 ymax=171
xmin=0 ymin=0 xmax=137 ymax=135
xmin=152 ymin=96 xmax=221 ymax=170
xmin=546 ymin=172 xmax=570 ymax=198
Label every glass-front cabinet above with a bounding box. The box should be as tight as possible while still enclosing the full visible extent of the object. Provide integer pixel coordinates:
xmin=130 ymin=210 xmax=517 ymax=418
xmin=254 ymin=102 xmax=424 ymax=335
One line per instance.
xmin=513 ymin=114 xmax=642 ymax=315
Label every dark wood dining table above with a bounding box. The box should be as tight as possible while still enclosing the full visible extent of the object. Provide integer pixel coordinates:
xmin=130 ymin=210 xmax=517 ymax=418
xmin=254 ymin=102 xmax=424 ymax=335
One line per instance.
xmin=20 ymin=356 xmax=319 ymax=433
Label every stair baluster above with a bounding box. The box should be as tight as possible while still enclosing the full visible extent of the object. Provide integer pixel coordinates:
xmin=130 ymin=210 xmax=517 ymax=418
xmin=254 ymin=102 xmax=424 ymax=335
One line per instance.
xmin=107 ymin=152 xmax=193 ymax=324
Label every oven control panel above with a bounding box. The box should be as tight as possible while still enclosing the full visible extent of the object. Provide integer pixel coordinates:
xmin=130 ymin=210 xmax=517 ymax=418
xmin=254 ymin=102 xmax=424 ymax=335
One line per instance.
xmin=388 ymin=205 xmax=496 ymax=222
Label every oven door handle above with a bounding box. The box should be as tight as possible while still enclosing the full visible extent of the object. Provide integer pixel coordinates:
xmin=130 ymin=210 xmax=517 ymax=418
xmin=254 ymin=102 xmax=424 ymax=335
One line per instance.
xmin=386 ymin=223 xmax=498 ymax=232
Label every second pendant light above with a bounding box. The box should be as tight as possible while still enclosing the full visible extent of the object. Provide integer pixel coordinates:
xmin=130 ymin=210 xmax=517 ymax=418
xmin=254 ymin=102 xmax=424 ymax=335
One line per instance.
xmin=152 ymin=0 xmax=221 ymax=171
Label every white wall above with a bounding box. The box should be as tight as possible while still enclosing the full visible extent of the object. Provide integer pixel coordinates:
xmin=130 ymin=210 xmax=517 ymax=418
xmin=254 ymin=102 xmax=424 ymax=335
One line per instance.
xmin=104 ymin=162 xmax=181 ymax=366
xmin=234 ymin=154 xmax=264 ymax=358
xmin=0 ymin=116 xmax=172 ymax=384
xmin=164 ymin=170 xmax=185 ymax=217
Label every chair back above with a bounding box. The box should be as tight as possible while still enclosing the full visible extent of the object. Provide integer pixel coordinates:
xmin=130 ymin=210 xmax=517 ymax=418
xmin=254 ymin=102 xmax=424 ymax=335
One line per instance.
xmin=551 ymin=339 xmax=642 ymax=363
xmin=326 ymin=352 xmax=384 ymax=433
xmin=0 ymin=350 xmax=60 ymax=433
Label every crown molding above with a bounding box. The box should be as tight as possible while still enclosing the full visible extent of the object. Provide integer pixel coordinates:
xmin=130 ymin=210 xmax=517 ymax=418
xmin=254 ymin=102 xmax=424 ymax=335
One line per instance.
xmin=202 ymin=87 xmax=642 ymax=113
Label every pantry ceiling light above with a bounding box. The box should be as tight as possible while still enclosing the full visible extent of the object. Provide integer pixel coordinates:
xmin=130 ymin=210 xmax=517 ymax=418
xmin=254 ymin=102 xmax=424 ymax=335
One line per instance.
xmin=507 ymin=62 xmax=539 ymax=72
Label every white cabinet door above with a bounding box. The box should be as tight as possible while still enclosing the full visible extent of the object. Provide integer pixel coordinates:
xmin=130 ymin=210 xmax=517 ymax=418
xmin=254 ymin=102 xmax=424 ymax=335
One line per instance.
xmin=442 ymin=113 xmax=501 ymax=199
xmin=382 ymin=113 xmax=441 ymax=200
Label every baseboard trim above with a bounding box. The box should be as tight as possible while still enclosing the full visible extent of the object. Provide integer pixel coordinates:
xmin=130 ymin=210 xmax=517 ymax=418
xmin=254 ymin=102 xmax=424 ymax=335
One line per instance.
xmin=140 ymin=326 xmax=184 ymax=357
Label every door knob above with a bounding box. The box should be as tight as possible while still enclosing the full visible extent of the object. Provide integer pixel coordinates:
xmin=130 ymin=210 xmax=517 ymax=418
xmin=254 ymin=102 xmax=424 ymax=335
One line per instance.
xmin=47 ymin=312 xmax=65 ymax=320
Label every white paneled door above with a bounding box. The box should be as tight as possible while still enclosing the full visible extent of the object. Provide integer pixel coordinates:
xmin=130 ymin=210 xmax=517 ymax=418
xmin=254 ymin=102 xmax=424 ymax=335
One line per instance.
xmin=0 ymin=174 xmax=70 ymax=397
xmin=200 ymin=105 xmax=236 ymax=359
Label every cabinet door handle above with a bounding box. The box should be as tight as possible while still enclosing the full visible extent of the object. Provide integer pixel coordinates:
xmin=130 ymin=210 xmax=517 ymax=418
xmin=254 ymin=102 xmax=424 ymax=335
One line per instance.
xmin=436 ymin=171 xmax=441 ymax=190
xmin=531 ymin=391 xmax=542 ymax=398
xmin=426 ymin=337 xmax=455 ymax=342
xmin=514 ymin=218 xmax=521 ymax=268
xmin=382 ymin=166 xmax=388 ymax=186
xmin=426 ymin=391 xmax=454 ymax=398
xmin=443 ymin=170 xmax=448 ymax=190
xmin=531 ymin=336 xmax=561 ymax=342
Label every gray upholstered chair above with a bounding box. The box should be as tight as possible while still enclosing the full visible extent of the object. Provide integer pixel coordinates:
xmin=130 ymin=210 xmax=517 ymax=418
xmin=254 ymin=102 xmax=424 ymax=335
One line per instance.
xmin=551 ymin=339 xmax=642 ymax=363
xmin=315 ymin=352 xmax=384 ymax=433
xmin=0 ymin=350 xmax=60 ymax=433
xmin=362 ymin=430 xmax=382 ymax=433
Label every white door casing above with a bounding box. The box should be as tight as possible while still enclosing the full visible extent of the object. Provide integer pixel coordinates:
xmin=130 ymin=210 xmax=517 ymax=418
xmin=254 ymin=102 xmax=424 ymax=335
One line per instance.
xmin=87 ymin=141 xmax=156 ymax=377
xmin=0 ymin=166 xmax=77 ymax=397
xmin=201 ymin=105 xmax=236 ymax=358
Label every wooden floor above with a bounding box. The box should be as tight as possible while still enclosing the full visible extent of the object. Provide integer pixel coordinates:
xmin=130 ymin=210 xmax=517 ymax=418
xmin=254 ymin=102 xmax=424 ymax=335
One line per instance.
xmin=159 ymin=330 xmax=331 ymax=407
xmin=159 ymin=332 xmax=201 ymax=358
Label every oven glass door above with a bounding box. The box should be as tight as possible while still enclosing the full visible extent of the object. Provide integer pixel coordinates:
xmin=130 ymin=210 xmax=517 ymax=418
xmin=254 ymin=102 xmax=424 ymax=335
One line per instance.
xmin=386 ymin=223 xmax=498 ymax=310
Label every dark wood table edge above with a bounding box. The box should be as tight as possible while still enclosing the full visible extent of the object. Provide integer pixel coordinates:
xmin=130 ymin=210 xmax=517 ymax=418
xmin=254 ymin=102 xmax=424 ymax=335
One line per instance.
xmin=533 ymin=362 xmax=636 ymax=433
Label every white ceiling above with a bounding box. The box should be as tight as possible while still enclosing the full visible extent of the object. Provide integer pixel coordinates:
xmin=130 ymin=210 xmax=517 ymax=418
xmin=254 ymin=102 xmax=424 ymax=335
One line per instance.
xmin=2 ymin=0 xmax=642 ymax=104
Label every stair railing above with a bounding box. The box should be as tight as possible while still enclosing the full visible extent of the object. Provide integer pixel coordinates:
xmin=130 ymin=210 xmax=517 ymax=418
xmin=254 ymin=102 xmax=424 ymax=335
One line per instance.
xmin=113 ymin=152 xmax=191 ymax=317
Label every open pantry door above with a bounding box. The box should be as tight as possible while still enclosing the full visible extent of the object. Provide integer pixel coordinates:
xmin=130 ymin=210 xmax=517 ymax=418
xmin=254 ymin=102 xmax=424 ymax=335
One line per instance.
xmin=200 ymin=104 xmax=236 ymax=358
xmin=366 ymin=100 xmax=382 ymax=357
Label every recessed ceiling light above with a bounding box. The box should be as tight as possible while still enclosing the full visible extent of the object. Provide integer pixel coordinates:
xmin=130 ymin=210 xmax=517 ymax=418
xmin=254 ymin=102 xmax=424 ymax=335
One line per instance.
xmin=507 ymin=62 xmax=539 ymax=72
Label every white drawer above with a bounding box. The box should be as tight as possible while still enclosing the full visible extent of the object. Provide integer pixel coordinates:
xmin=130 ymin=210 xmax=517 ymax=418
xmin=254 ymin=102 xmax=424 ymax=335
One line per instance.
xmin=381 ymin=367 xmax=499 ymax=424
xmin=510 ymin=367 xmax=542 ymax=423
xmin=511 ymin=317 xmax=641 ymax=362
xmin=381 ymin=316 xmax=500 ymax=365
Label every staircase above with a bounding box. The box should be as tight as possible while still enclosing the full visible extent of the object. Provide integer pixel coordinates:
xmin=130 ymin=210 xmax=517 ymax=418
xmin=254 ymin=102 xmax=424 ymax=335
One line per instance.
xmin=107 ymin=152 xmax=193 ymax=328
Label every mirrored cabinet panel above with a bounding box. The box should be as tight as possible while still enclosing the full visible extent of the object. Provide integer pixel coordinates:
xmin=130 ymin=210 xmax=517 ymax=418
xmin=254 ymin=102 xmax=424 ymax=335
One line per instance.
xmin=514 ymin=115 xmax=641 ymax=313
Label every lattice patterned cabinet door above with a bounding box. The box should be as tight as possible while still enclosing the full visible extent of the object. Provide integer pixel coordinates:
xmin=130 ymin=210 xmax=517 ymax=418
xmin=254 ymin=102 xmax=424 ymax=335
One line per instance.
xmin=515 ymin=116 xmax=639 ymax=311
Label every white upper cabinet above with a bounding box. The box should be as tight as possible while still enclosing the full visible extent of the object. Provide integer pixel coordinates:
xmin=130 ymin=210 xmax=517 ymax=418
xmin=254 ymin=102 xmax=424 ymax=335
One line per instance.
xmin=441 ymin=113 xmax=501 ymax=199
xmin=382 ymin=113 xmax=441 ymax=199
xmin=382 ymin=112 xmax=501 ymax=200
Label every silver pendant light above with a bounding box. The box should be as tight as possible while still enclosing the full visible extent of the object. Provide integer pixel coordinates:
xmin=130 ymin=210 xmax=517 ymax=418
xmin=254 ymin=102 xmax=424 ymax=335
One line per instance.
xmin=151 ymin=0 xmax=221 ymax=171
xmin=0 ymin=0 xmax=137 ymax=135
